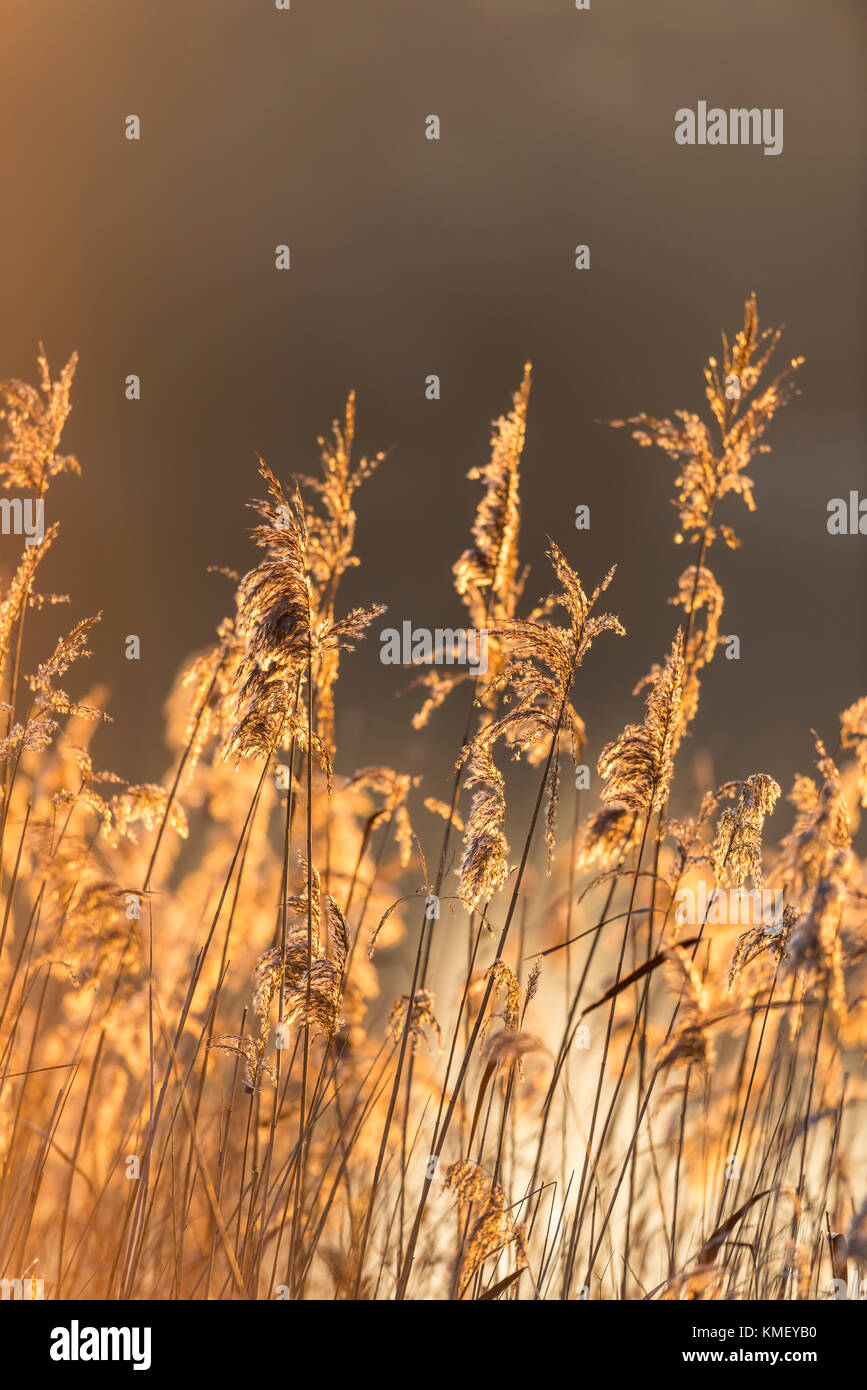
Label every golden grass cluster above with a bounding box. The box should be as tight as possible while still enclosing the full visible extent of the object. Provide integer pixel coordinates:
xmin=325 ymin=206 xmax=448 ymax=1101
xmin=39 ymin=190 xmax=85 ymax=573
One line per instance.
xmin=0 ymin=299 xmax=864 ymax=1301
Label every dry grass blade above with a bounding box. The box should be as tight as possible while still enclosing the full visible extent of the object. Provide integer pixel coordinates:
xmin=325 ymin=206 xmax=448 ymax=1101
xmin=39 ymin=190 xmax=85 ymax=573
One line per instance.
xmin=580 ymin=939 xmax=702 ymax=1017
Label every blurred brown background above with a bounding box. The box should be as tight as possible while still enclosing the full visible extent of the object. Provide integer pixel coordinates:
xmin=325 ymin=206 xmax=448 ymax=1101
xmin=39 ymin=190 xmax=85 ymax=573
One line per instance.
xmin=1 ymin=0 xmax=864 ymax=823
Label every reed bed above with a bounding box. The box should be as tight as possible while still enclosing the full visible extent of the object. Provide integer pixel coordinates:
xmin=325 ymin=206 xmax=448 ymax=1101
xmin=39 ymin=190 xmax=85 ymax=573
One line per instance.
xmin=0 ymin=297 xmax=864 ymax=1301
